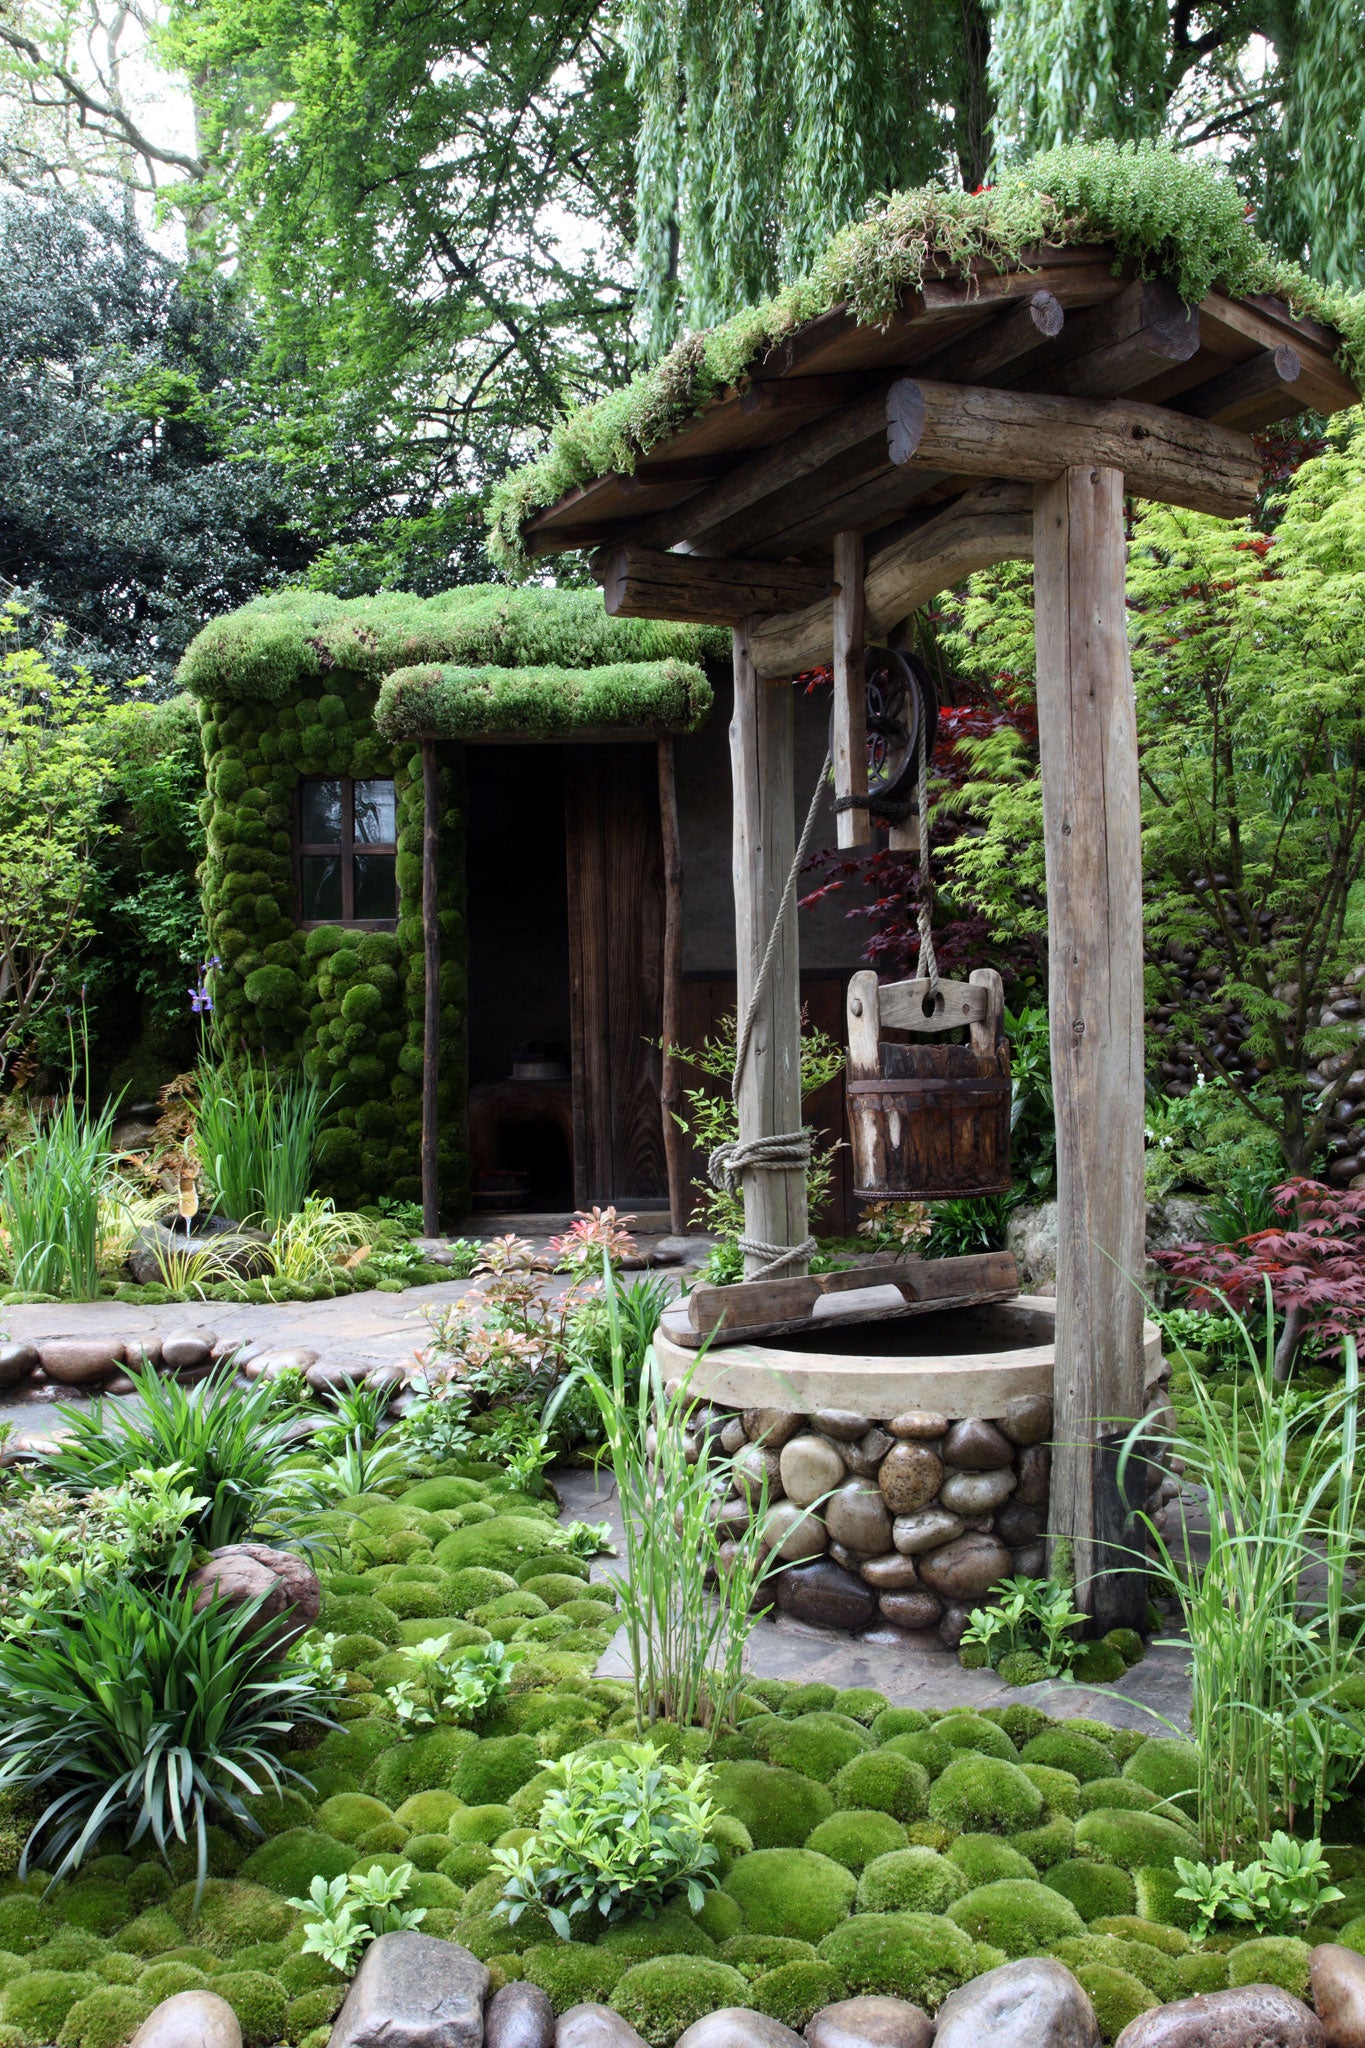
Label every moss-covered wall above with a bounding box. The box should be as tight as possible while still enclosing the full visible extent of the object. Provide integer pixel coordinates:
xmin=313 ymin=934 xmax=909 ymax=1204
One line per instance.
xmin=197 ymin=676 xmax=467 ymax=1212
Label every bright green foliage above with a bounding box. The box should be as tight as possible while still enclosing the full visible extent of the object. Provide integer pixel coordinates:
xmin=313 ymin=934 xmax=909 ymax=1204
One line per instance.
xmin=1226 ymin=1934 xmax=1311 ymax=1997
xmin=288 ymin=1863 xmax=425 ymax=1973
xmin=750 ymin=1716 xmax=873 ymax=1784
xmin=1173 ymin=1832 xmax=1342 ymax=1938
xmin=945 ymin=1878 xmax=1085 ymax=1957
xmin=830 ymin=1753 xmax=929 ymax=1822
xmin=927 ymin=1757 xmax=1044 ymax=1836
xmin=493 ymin=1743 xmax=720 ymax=1941
xmin=374 ymin=662 xmax=711 ymax=743
xmin=1074 ymin=1810 xmax=1200 ymax=1874
xmin=712 ymin=1764 xmax=834 ymax=1850
xmin=610 ymin=1956 xmax=749 ymax=2048
xmin=816 ymin=1911 xmax=976 ymax=2004
xmin=722 ymin=1850 xmax=856 ymax=1941
xmin=945 ymin=1836 xmax=1038 ymax=1887
xmin=520 ymin=1941 xmax=629 ymax=2013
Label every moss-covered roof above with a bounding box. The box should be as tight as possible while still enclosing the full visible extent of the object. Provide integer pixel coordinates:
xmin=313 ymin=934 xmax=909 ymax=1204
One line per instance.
xmin=374 ymin=658 xmax=713 ymax=740
xmin=179 ymin=586 xmax=727 ymax=703
xmin=487 ymin=141 xmax=1365 ymax=574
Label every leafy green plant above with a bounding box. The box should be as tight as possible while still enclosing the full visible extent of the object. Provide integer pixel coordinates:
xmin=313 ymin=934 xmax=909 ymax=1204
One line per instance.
xmin=492 ymin=1741 xmax=719 ymax=1940
xmin=288 ymin=1863 xmax=425 ymax=1972
xmin=319 ymin=1428 xmax=414 ymax=1500
xmin=385 ymin=1638 xmax=520 ymax=1729
xmin=1005 ymin=1003 xmax=1056 ymax=1199
xmin=193 ymin=1053 xmax=327 ymax=1229
xmin=43 ymin=1357 xmax=310 ymax=1548
xmin=959 ymin=1575 xmax=1087 ymax=1681
xmin=925 ymin=1193 xmax=1015 ymax=1258
xmin=290 ymin=1630 xmax=347 ymax=1698
xmin=553 ymin=1262 xmax=786 ymax=1733
xmin=561 ymin=1520 xmax=614 ymax=1559
xmin=269 ymin=1197 xmax=368 ymax=1284
xmin=1122 ymin=1314 xmax=1365 ymax=1856
xmin=0 ymin=1579 xmax=325 ymax=1899
xmin=1198 ymin=1162 xmax=1285 ymax=1245
xmin=1174 ymin=1833 xmax=1342 ymax=1939
xmin=0 ymin=1083 xmax=119 ymax=1299
xmin=0 ymin=1466 xmax=205 ymax=1625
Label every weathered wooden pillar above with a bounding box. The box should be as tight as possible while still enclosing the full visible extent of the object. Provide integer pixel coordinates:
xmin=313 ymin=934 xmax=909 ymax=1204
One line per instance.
xmin=1033 ymin=466 xmax=1147 ymax=1631
xmin=730 ymin=623 xmax=808 ymax=1278
xmin=657 ymin=736 xmax=687 ymax=1233
xmin=420 ymin=737 xmax=441 ymax=1239
xmin=832 ymin=531 xmax=869 ymax=847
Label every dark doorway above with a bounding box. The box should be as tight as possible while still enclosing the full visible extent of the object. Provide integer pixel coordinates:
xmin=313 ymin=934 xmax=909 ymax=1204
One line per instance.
xmin=465 ymin=746 xmax=574 ymax=1208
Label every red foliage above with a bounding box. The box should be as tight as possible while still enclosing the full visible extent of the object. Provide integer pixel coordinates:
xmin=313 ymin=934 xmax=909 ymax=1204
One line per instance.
xmin=1152 ymin=1179 xmax=1365 ymax=1353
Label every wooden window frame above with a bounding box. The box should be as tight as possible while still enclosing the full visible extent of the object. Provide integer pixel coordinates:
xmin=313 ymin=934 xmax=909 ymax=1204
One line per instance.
xmin=294 ymin=775 xmax=399 ymax=929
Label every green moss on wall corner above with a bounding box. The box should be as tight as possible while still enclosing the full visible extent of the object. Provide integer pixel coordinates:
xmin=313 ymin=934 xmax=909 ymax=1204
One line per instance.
xmin=195 ymin=681 xmax=467 ymax=1212
xmin=374 ymin=659 xmax=713 ymax=742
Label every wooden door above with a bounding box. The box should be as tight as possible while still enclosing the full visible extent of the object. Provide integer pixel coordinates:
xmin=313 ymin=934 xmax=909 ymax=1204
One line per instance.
xmin=564 ymin=745 xmax=668 ymax=1205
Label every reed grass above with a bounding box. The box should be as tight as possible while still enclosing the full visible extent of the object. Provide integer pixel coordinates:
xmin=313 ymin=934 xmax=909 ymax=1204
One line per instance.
xmin=0 ymin=1088 xmax=118 ymax=1298
xmin=1125 ymin=1297 xmax=1365 ymax=1858
xmin=194 ymin=1055 xmax=326 ymax=1228
xmin=553 ymin=1263 xmax=788 ymax=1735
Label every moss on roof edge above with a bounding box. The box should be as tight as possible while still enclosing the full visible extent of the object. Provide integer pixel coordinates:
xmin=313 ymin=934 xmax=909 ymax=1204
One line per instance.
xmin=178 ymin=585 xmax=727 ymax=704
xmin=373 ymin=659 xmax=713 ymax=740
xmin=487 ymin=140 xmax=1365 ymax=577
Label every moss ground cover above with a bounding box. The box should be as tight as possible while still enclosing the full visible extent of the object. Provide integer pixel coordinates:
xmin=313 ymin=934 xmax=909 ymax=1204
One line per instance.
xmin=0 ymin=1447 xmax=1319 ymax=2048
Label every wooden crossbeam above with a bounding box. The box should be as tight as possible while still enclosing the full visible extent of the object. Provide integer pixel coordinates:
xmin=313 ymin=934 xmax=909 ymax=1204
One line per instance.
xmin=1174 ymin=344 xmax=1304 ymax=429
xmin=885 ymin=378 xmax=1260 ymax=517
xmin=682 ymin=1249 xmax=1020 ymax=1346
xmin=915 ymin=289 xmax=1065 ymax=384
xmin=594 ymin=545 xmax=835 ymax=625
xmin=1023 ymin=278 xmax=1200 ymax=400
xmin=747 ymin=481 xmax=1033 ymax=677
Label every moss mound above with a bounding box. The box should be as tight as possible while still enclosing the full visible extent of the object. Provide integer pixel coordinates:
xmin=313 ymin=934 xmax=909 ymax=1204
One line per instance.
xmin=751 ymin=1715 xmax=873 ymax=1784
xmin=315 ymin=1794 xmax=394 ymax=1844
xmin=879 ymin=1731 xmax=954 ymax=1780
xmin=712 ymin=1763 xmax=834 ymax=1849
xmin=1076 ymin=1778 xmax=1160 ymax=1816
xmin=1 ymin=1969 xmax=102 ymax=2039
xmin=817 ymin=1911 xmax=976 ymax=2005
xmin=719 ymin=1936 xmax=819 ymax=1977
xmin=1043 ymin=1859 xmax=1137 ymax=1921
xmin=869 ymin=1710 xmax=929 ymax=1742
xmin=1226 ymin=1935 xmax=1310 ymax=1998
xmin=435 ymin=1519 xmax=564 ymax=1576
xmin=1132 ymin=1868 xmax=1197 ymax=1930
xmin=1073 ymin=1809 xmax=1199 ymax=1874
xmin=928 ymin=1757 xmax=1044 ymax=1837
xmin=722 ymin=1850 xmax=856 ymax=1942
xmin=212 ymin=1970 xmax=290 ymax=2047
xmin=749 ymin=1959 xmax=847 ymax=2031
xmin=856 ymin=1849 xmax=966 ymax=1916
xmin=1175 ymin=1951 xmax=1229 ymax=1994
xmin=946 ymin=1879 xmax=1085 ymax=1958
xmin=1008 ymin=1817 xmax=1075 ymax=1871
xmin=830 ymin=1753 xmax=929 ymax=1823
xmin=57 ymin=1987 xmax=154 ymax=2048
xmin=239 ymin=1831 xmax=354 ymax=1891
xmin=1068 ymin=1960 xmax=1156 ymax=2042
xmin=1019 ymin=1729 xmax=1116 ymax=1784
xmin=1121 ymin=1739 xmax=1200 ymax=1814
xmin=803 ymin=1812 xmax=908 ymax=1874
xmin=1053 ymin=1932 xmax=1180 ymax=2003
xmin=933 ymin=1713 xmax=1018 ymax=1761
xmin=520 ymin=1942 xmax=629 ymax=2012
xmin=610 ymin=1956 xmax=750 ymax=2048
xmin=368 ymin=1729 xmax=479 ymax=1806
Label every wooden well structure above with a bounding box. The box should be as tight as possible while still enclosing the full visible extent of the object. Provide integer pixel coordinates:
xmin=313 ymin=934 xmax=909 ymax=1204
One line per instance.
xmin=510 ymin=253 xmax=1361 ymax=1628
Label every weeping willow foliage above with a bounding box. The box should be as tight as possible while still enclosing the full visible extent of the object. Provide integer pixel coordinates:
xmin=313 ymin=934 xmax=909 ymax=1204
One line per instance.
xmin=624 ymin=0 xmax=988 ymax=354
xmin=1287 ymin=0 xmax=1365 ymax=287
xmin=989 ymin=0 xmax=1170 ymax=154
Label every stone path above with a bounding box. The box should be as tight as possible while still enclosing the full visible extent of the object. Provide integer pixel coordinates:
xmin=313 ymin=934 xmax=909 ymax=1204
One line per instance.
xmin=555 ymin=1463 xmax=1194 ymax=1735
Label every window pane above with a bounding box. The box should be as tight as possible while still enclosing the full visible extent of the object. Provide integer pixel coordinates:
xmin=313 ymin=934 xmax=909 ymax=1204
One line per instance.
xmin=353 ymin=852 xmax=397 ymax=921
xmin=301 ymin=779 xmax=343 ymax=843
xmin=354 ymin=778 xmax=396 ymax=844
xmin=300 ymin=855 xmax=343 ymax=921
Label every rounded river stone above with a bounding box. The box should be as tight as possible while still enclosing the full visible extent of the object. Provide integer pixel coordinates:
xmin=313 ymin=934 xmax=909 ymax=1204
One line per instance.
xmin=878 ymin=1442 xmax=944 ymax=1514
xmin=486 ymin=1984 xmax=555 ymax=2048
xmin=779 ymin=1432 xmax=846 ymax=1507
xmin=892 ymin=1507 xmax=964 ymax=1555
xmin=1000 ymin=1393 xmax=1055 ymax=1447
xmin=742 ymin=1409 xmax=805 ymax=1449
xmin=917 ymin=1532 xmax=1013 ymax=1602
xmin=806 ymin=1997 xmax=932 ymax=2048
xmin=1308 ymin=1944 xmax=1365 ymax=2048
xmin=1016 ymin=1444 xmax=1051 ymax=1507
xmin=0 ymin=1343 xmax=38 ymax=1389
xmin=1012 ymin=1543 xmax=1047 ymax=1578
xmin=933 ymin=1958 xmax=1099 ymax=2048
xmin=675 ymin=2011 xmax=803 ymax=2048
xmin=939 ymin=1467 xmax=1017 ymax=1516
xmin=859 ymin=1551 xmax=921 ymax=1589
xmin=129 ymin=1991 xmax=243 ymax=2048
xmin=842 ymin=1426 xmax=895 ymax=1476
xmin=1111 ymin=1984 xmax=1324 ymax=2047
xmin=937 ymin=1601 xmax=972 ymax=1648
xmin=813 ymin=1409 xmax=873 ymax=1441
xmin=824 ymin=1478 xmax=893 ymax=1555
xmin=995 ymin=1499 xmax=1044 ymax=1547
xmin=887 ymin=1410 xmax=949 ymax=1440
xmin=774 ymin=1557 xmax=878 ymax=1631
xmin=877 ymin=1588 xmax=942 ymax=1630
xmin=732 ymin=1442 xmax=784 ymax=1503
xmin=942 ymin=1419 xmax=1015 ymax=1471
xmin=719 ymin=1418 xmax=748 ymax=1455
xmin=762 ymin=1499 xmax=827 ymax=1562
xmin=38 ymin=1339 xmax=123 ymax=1387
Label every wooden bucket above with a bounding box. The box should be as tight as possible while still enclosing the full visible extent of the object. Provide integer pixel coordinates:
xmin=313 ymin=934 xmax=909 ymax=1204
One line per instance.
xmin=848 ymin=1042 xmax=1012 ymax=1200
xmin=846 ymin=968 xmax=1012 ymax=1202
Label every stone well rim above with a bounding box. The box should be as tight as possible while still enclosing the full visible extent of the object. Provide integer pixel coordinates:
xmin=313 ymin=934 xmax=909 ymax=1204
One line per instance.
xmin=655 ymin=1294 xmax=1164 ymax=1420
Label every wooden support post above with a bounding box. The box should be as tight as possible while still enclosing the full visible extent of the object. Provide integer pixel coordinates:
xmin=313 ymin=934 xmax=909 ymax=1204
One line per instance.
xmin=832 ymin=531 xmax=868 ymax=847
xmin=420 ymin=737 xmax=441 ymax=1239
xmin=657 ymin=736 xmax=688 ymax=1233
xmin=1033 ymin=466 xmax=1147 ymax=1633
xmin=731 ymin=623 xmax=808 ymax=1279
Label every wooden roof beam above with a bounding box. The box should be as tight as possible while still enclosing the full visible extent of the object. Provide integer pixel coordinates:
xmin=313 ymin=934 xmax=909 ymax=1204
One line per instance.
xmin=1021 ymin=277 xmax=1200 ymax=400
xmin=1174 ymin=343 xmax=1309 ymax=429
xmin=914 ymin=289 xmax=1065 ymax=385
xmin=594 ymin=545 xmax=837 ymax=626
xmin=746 ymin=481 xmax=1032 ymax=677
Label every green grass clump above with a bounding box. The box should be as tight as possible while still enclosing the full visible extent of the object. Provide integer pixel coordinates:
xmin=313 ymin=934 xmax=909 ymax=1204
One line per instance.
xmin=722 ymin=1850 xmax=856 ymax=1942
xmin=316 ymin=1595 xmax=400 ymax=1645
xmin=830 ymin=1752 xmax=929 ymax=1822
xmin=111 ymin=1910 xmax=183 ymax=1959
xmin=748 ymin=1960 xmax=846 ymax=2031
xmin=946 ymin=1879 xmax=1085 ymax=1958
xmin=751 ymin=1716 xmax=873 ymax=1784
xmin=817 ymin=1911 xmax=976 ymax=2005
xmin=1073 ymin=1809 xmax=1198 ymax=1874
xmin=610 ymin=1957 xmax=749 ymax=2048
xmin=1042 ymin=1859 xmax=1136 ymax=1921
xmin=856 ymin=1849 xmax=966 ymax=1916
xmin=928 ymin=1757 xmax=1044 ymax=1836
xmin=712 ymin=1763 xmax=834 ymax=1849
xmin=803 ymin=1812 xmax=907 ymax=1874
xmin=1089 ymin=1916 xmax=1189 ymax=1956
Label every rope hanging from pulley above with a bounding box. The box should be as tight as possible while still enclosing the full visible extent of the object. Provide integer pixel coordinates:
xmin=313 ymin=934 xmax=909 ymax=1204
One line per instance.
xmin=709 ymin=652 xmax=941 ymax=1276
